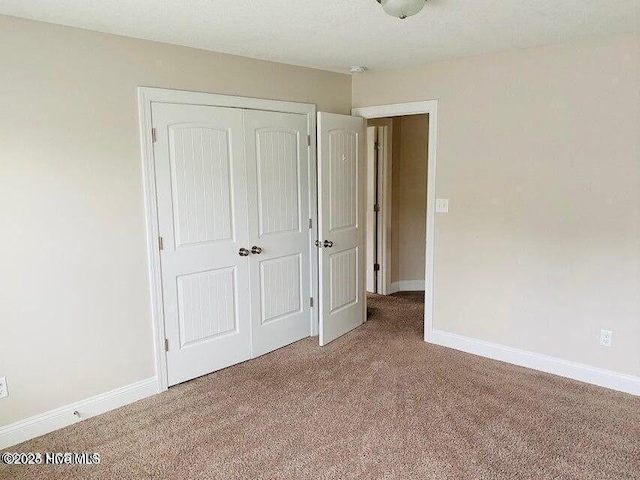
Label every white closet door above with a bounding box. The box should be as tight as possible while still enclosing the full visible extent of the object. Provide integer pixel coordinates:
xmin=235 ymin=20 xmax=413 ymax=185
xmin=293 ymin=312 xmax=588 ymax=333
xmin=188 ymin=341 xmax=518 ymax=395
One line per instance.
xmin=317 ymin=112 xmax=366 ymax=346
xmin=244 ymin=110 xmax=311 ymax=357
xmin=153 ymin=103 xmax=251 ymax=386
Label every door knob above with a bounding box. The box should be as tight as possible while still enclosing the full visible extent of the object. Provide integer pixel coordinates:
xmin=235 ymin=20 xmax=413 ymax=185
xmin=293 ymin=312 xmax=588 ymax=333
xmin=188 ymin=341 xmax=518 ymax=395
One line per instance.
xmin=251 ymin=246 xmax=263 ymax=255
xmin=239 ymin=248 xmax=250 ymax=257
xmin=323 ymin=240 xmax=334 ymax=248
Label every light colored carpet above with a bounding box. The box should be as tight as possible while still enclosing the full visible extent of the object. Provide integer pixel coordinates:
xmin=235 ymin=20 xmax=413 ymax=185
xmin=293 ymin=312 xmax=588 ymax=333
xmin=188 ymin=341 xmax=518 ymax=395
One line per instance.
xmin=2 ymin=292 xmax=639 ymax=479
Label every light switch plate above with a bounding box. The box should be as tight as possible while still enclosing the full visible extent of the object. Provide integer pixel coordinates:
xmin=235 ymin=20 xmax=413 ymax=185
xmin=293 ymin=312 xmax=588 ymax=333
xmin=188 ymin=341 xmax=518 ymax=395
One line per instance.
xmin=435 ymin=198 xmax=449 ymax=213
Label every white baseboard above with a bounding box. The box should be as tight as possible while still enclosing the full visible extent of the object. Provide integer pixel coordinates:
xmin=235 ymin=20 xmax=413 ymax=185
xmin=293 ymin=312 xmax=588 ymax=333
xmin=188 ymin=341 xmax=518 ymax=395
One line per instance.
xmin=0 ymin=377 xmax=159 ymax=449
xmin=389 ymin=280 xmax=425 ymax=294
xmin=430 ymin=329 xmax=640 ymax=396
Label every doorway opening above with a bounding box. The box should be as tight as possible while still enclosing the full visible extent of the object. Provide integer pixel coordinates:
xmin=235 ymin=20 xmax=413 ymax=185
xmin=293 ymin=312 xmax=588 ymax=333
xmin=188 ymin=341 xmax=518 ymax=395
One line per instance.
xmin=354 ymin=101 xmax=438 ymax=342
xmin=366 ymin=114 xmax=429 ymax=298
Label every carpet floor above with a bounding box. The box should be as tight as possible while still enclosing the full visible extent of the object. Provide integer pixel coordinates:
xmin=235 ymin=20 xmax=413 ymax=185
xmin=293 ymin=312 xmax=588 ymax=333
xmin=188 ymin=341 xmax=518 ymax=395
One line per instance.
xmin=2 ymin=292 xmax=639 ymax=479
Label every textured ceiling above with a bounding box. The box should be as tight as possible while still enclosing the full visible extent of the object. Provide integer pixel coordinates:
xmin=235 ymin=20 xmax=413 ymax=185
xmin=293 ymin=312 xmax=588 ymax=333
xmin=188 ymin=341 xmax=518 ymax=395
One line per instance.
xmin=1 ymin=0 xmax=637 ymax=72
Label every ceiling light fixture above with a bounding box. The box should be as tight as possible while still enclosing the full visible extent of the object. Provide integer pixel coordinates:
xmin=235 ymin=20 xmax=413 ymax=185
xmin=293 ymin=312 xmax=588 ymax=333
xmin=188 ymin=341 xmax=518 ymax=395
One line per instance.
xmin=376 ymin=0 xmax=426 ymax=19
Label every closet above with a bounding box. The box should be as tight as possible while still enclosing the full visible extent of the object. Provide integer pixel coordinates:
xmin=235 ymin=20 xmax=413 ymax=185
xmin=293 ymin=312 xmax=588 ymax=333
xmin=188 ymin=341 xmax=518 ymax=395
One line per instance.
xmin=153 ymin=103 xmax=311 ymax=386
xmin=143 ymin=89 xmax=366 ymax=388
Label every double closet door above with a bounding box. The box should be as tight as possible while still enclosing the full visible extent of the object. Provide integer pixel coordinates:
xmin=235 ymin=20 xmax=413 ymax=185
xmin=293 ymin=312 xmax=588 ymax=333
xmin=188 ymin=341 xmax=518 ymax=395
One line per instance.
xmin=153 ymin=103 xmax=311 ymax=386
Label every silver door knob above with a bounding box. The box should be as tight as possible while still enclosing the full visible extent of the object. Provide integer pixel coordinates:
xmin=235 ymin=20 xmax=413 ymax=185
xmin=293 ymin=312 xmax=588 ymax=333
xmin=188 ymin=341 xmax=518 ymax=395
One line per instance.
xmin=251 ymin=246 xmax=263 ymax=255
xmin=239 ymin=248 xmax=250 ymax=257
xmin=323 ymin=240 xmax=334 ymax=248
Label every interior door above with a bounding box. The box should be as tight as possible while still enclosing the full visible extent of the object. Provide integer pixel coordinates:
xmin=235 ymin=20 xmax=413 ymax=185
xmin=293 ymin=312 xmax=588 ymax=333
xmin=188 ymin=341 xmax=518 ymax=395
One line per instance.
xmin=317 ymin=112 xmax=366 ymax=346
xmin=244 ymin=110 xmax=312 ymax=357
xmin=366 ymin=125 xmax=377 ymax=293
xmin=153 ymin=103 xmax=251 ymax=386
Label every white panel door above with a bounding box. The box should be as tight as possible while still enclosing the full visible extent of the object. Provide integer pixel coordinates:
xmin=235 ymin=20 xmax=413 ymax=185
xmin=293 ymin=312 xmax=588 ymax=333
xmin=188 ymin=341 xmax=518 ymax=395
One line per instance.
xmin=244 ymin=110 xmax=311 ymax=357
xmin=152 ymin=103 xmax=251 ymax=386
xmin=317 ymin=112 xmax=366 ymax=346
xmin=366 ymin=126 xmax=377 ymax=293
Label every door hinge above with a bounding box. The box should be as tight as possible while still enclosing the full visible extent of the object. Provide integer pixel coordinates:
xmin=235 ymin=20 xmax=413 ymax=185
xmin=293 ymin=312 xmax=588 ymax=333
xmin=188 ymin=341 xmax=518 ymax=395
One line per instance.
xmin=374 ymin=263 xmax=380 ymax=272
xmin=310 ymin=297 xmax=314 ymax=308
xmin=158 ymin=236 xmax=164 ymax=251
xmin=164 ymin=338 xmax=169 ymax=352
xmin=152 ymin=128 xmax=157 ymax=143
xmin=307 ymin=135 xmax=311 ymax=147
xmin=374 ymin=203 xmax=380 ymax=212
xmin=374 ymin=141 xmax=381 ymax=150
xmin=308 ymin=218 xmax=313 ymax=229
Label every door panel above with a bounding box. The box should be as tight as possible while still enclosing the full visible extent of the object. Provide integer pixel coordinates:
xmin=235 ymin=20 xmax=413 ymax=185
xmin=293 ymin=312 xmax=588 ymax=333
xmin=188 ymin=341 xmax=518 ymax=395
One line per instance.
xmin=329 ymin=130 xmax=359 ymax=231
xmin=256 ymin=130 xmax=301 ymax=236
xmin=330 ymin=247 xmax=359 ymax=312
xmin=177 ymin=267 xmax=237 ymax=346
xmin=169 ymin=125 xmax=234 ymax=246
xmin=153 ymin=103 xmax=251 ymax=386
xmin=318 ymin=112 xmax=366 ymax=346
xmin=245 ymin=110 xmax=311 ymax=357
xmin=260 ymin=254 xmax=303 ymax=323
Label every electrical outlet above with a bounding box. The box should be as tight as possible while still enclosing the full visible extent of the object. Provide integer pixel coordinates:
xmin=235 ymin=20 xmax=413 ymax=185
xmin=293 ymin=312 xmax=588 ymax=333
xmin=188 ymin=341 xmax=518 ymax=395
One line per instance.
xmin=600 ymin=330 xmax=613 ymax=348
xmin=0 ymin=377 xmax=8 ymax=399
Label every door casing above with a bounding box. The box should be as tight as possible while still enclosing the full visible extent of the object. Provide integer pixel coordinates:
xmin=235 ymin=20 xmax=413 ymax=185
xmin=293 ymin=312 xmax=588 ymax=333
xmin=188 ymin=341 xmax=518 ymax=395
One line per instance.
xmin=365 ymin=123 xmax=391 ymax=295
xmin=138 ymin=87 xmax=319 ymax=393
xmin=365 ymin=126 xmax=378 ymax=294
xmin=352 ymin=101 xmax=439 ymax=344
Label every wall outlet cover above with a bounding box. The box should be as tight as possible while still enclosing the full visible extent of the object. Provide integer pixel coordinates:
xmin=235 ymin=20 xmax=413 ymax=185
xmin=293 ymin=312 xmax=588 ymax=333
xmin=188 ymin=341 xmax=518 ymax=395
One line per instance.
xmin=600 ymin=330 xmax=613 ymax=347
xmin=0 ymin=377 xmax=7 ymax=399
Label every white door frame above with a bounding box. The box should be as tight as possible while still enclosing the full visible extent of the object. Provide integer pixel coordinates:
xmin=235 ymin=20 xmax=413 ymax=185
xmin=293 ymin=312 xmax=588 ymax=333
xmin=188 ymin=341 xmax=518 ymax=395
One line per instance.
xmin=365 ymin=123 xmax=391 ymax=295
xmin=375 ymin=123 xmax=392 ymax=295
xmin=365 ymin=125 xmax=377 ymax=294
xmin=352 ymin=101 xmax=438 ymax=343
xmin=138 ymin=87 xmax=318 ymax=392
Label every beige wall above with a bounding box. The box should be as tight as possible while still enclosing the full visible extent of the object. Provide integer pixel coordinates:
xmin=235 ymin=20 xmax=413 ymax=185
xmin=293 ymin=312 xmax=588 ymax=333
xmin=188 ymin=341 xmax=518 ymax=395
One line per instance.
xmin=391 ymin=115 xmax=429 ymax=284
xmin=0 ymin=15 xmax=351 ymax=426
xmin=354 ymin=33 xmax=640 ymax=377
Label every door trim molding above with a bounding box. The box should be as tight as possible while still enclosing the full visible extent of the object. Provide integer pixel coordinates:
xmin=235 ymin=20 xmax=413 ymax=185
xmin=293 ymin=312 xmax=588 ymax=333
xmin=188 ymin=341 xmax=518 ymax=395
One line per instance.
xmin=138 ymin=87 xmax=318 ymax=392
xmin=352 ymin=101 xmax=438 ymax=343
xmin=377 ymin=124 xmax=392 ymax=295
